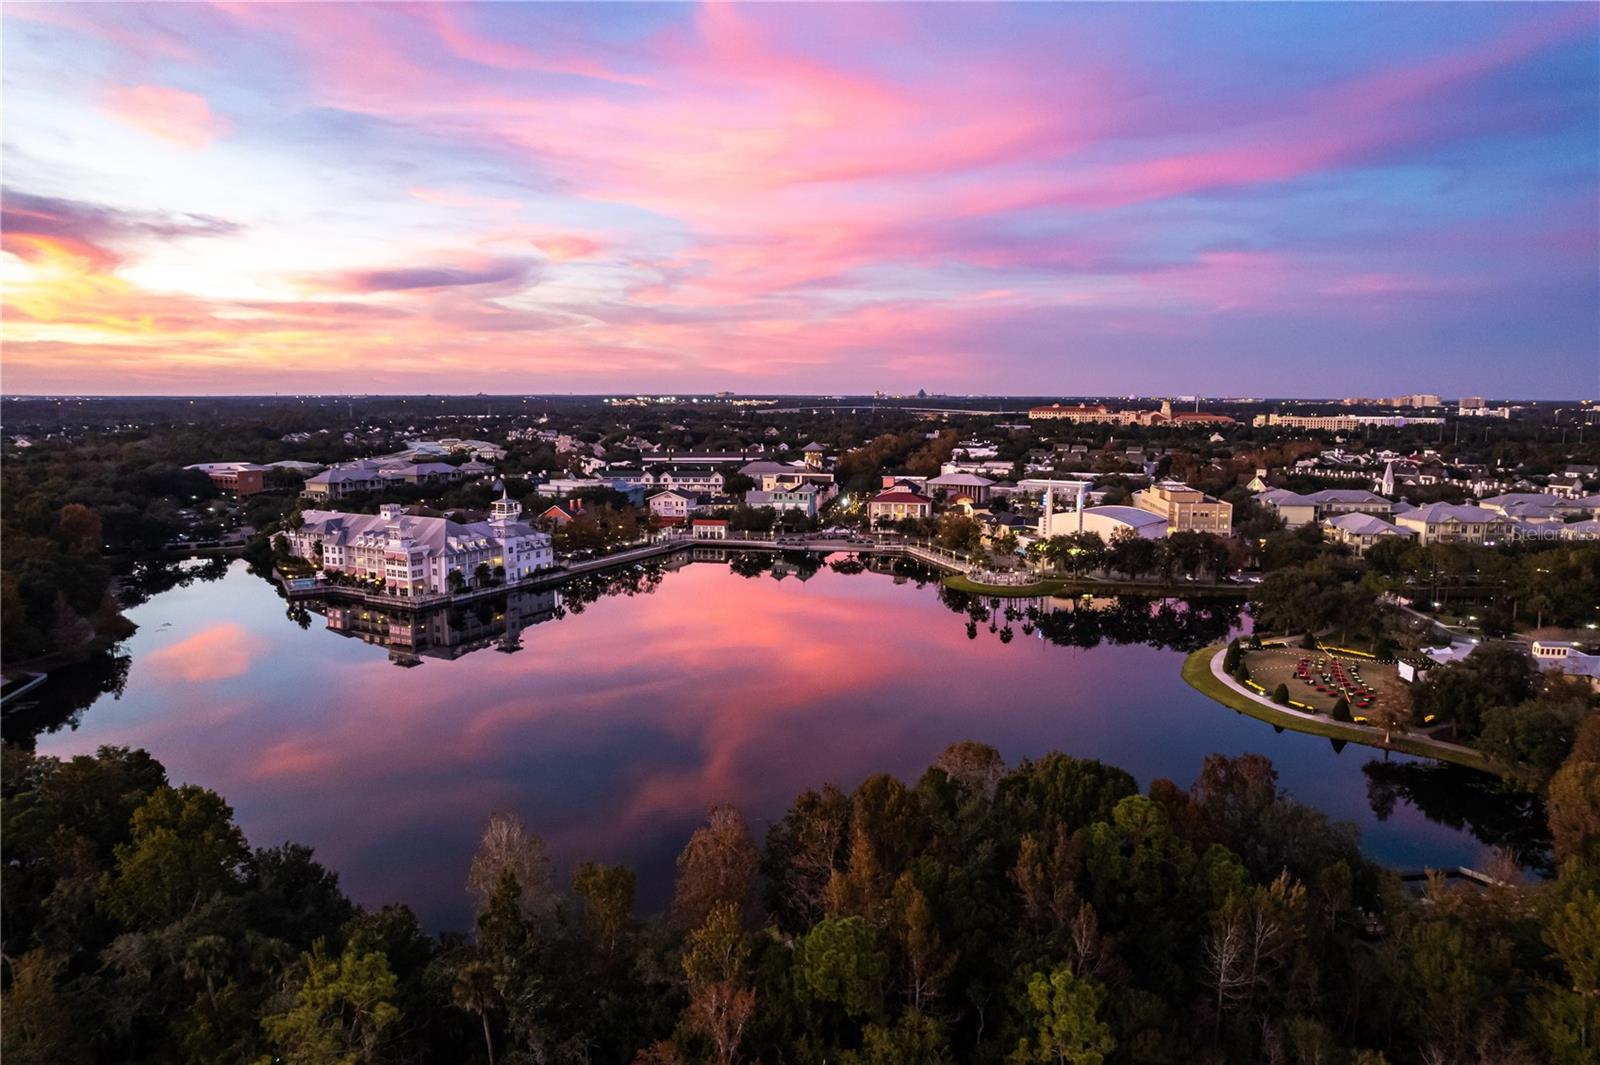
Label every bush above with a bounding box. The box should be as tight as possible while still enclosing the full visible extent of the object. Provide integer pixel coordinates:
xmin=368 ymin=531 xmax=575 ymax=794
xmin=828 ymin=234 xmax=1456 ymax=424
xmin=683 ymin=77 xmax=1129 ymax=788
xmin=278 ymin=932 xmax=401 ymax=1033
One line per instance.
xmin=1301 ymin=632 xmax=1318 ymax=650
xmin=1331 ymin=697 xmax=1350 ymax=722
xmin=1223 ymin=639 xmax=1242 ymax=673
xmin=1272 ymin=683 xmax=1290 ymax=705
xmin=1234 ymin=662 xmax=1250 ymax=684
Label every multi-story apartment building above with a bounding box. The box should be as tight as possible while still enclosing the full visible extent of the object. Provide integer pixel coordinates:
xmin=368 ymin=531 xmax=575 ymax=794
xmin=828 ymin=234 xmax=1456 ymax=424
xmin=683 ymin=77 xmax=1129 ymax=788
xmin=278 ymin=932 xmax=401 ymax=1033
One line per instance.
xmin=1254 ymin=488 xmax=1394 ymax=529
xmin=1252 ymin=413 xmax=1445 ymax=431
xmin=1028 ymin=403 xmax=1128 ymax=424
xmin=1322 ymin=513 xmax=1414 ymax=556
xmin=1393 ymin=503 xmax=1512 ymax=545
xmin=1134 ymin=481 xmax=1233 ymax=535
xmin=288 ymin=493 xmax=552 ymax=596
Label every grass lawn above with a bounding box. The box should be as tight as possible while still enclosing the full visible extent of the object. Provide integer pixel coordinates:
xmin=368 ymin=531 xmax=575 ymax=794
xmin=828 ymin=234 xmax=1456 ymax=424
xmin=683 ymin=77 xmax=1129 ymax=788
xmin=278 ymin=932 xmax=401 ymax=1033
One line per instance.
xmin=1181 ymin=645 xmax=1494 ymax=773
xmin=943 ymin=574 xmax=1068 ymax=597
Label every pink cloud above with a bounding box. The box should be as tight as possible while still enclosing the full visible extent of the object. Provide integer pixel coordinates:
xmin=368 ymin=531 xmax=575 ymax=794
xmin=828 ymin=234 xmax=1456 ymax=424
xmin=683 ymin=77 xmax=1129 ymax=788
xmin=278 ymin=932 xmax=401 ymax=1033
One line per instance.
xmin=103 ymin=84 xmax=231 ymax=148
xmin=144 ymin=624 xmax=264 ymax=683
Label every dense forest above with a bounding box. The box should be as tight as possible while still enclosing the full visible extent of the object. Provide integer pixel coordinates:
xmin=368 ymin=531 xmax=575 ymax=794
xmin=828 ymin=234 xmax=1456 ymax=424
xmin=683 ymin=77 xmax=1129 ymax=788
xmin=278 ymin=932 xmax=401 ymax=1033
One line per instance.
xmin=3 ymin=735 xmax=1596 ymax=1065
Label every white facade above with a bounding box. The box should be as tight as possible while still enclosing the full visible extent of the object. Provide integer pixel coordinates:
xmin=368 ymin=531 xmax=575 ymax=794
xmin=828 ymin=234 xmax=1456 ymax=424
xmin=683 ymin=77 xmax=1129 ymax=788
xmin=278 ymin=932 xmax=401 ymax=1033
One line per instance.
xmin=289 ymin=495 xmax=552 ymax=596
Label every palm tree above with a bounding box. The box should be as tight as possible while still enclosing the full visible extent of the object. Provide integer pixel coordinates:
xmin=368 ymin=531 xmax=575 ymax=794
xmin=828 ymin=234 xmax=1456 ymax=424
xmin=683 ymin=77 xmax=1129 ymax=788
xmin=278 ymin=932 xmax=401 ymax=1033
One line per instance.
xmin=451 ymin=958 xmax=500 ymax=1065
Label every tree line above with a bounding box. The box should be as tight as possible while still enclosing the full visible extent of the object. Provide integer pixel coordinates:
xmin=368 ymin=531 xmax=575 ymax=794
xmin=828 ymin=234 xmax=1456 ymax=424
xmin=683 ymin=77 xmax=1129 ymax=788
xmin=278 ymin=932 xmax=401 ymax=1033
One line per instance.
xmin=4 ymin=736 xmax=1596 ymax=1065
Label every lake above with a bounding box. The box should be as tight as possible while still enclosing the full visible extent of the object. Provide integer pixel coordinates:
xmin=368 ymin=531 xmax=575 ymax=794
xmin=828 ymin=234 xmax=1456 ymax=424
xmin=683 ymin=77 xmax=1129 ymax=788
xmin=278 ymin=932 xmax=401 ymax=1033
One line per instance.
xmin=28 ymin=555 xmax=1527 ymax=931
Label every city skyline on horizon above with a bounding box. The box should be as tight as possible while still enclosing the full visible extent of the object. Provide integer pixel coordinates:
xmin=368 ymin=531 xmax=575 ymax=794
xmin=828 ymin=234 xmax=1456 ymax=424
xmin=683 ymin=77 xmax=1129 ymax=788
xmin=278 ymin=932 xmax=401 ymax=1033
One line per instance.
xmin=3 ymin=3 xmax=1597 ymax=397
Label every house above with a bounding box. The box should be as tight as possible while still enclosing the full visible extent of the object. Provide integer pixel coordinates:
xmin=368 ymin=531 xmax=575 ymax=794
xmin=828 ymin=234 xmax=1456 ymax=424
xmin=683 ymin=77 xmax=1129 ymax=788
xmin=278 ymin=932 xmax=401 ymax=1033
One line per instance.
xmin=1323 ymin=513 xmax=1415 ymax=555
xmin=289 ymin=493 xmax=552 ymax=595
xmin=747 ymin=484 xmax=828 ymax=517
xmin=1393 ymin=503 xmax=1512 ymax=545
xmin=536 ymin=502 xmax=582 ymax=528
xmin=185 ymin=462 xmax=268 ymax=496
xmin=801 ymin=442 xmax=828 ymax=469
xmin=868 ymin=489 xmax=933 ymax=527
xmin=646 ymin=490 xmax=697 ymax=521
xmin=690 ymin=518 xmax=729 ymax=540
xmin=1532 ymin=641 xmax=1600 ymax=691
xmin=1134 ymin=481 xmax=1232 ymax=535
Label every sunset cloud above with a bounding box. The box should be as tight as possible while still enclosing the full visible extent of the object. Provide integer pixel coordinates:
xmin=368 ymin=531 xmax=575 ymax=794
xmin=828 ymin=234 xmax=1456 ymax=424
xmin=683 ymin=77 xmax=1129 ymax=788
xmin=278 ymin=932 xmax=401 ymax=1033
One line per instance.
xmin=0 ymin=3 xmax=1594 ymax=395
xmin=103 ymin=84 xmax=232 ymax=148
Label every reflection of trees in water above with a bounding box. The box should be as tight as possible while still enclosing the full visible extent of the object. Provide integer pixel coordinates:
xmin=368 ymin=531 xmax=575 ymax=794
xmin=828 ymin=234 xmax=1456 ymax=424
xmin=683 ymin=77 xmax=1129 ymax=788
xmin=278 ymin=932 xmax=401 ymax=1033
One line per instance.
xmin=557 ymin=564 xmax=665 ymax=615
xmin=1363 ymin=760 xmax=1551 ymax=873
xmin=8 ymin=556 xmax=234 ymax=746
xmin=4 ymin=649 xmax=132 ymax=749
xmin=938 ymin=588 xmax=1242 ymax=652
xmin=117 ymin=555 xmax=233 ymax=608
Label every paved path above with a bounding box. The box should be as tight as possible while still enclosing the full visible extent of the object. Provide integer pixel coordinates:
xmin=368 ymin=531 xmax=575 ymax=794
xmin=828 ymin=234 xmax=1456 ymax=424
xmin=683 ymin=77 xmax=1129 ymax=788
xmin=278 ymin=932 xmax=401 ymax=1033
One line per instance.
xmin=1205 ymin=646 xmax=1483 ymax=762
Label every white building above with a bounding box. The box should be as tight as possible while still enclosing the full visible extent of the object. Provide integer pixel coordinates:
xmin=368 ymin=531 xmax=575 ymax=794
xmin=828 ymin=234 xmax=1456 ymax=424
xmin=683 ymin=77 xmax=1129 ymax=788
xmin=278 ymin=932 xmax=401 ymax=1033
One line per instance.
xmin=1256 ymin=488 xmax=1394 ymax=529
xmin=1323 ymin=513 xmax=1415 ymax=555
xmin=1036 ymin=483 xmax=1167 ymax=540
xmin=646 ymin=490 xmax=697 ymax=521
xmin=1393 ymin=503 xmax=1513 ymax=545
xmin=747 ymin=483 xmax=831 ymax=517
xmin=288 ymin=492 xmax=552 ymax=596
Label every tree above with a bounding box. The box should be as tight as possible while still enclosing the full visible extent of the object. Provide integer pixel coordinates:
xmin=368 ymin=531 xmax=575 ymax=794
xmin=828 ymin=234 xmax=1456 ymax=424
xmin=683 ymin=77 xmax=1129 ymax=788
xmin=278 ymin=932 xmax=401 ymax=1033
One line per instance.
xmin=682 ymin=901 xmax=755 ymax=1065
xmin=101 ymin=785 xmax=249 ymax=927
xmin=672 ymin=804 xmax=760 ymax=930
xmin=933 ymin=739 xmax=1006 ymax=798
xmin=450 ymin=958 xmax=501 ymax=1065
xmin=261 ymin=940 xmax=401 ymax=1065
xmin=1010 ymin=966 xmax=1115 ymax=1065
xmin=1107 ymin=529 xmax=1157 ymax=580
xmin=1548 ymin=757 xmax=1600 ymax=867
xmin=467 ymin=812 xmax=555 ymax=922
xmin=845 ymin=1010 xmax=954 ymax=1065
xmin=1272 ymin=683 xmax=1290 ymax=706
xmin=56 ymin=503 xmax=103 ymax=556
xmin=798 ymin=916 xmax=890 ymax=1020
xmin=474 ymin=562 xmax=493 ymax=588
xmin=572 ymin=861 xmax=635 ymax=957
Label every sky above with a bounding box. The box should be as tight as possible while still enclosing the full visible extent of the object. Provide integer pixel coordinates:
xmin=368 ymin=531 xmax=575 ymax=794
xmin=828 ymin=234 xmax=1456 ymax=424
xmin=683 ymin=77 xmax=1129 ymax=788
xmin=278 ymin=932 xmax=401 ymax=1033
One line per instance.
xmin=2 ymin=2 xmax=1597 ymax=398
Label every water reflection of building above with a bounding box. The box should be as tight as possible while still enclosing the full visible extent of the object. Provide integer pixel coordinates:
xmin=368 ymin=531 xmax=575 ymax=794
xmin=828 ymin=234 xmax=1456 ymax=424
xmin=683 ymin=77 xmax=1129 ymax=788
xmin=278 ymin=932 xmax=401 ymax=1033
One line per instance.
xmin=315 ymin=588 xmax=560 ymax=663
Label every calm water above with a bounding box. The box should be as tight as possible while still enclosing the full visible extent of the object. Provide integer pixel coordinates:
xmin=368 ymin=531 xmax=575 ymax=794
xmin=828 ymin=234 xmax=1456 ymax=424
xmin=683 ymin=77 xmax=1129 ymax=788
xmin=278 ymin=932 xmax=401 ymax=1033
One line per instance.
xmin=33 ymin=558 xmax=1513 ymax=930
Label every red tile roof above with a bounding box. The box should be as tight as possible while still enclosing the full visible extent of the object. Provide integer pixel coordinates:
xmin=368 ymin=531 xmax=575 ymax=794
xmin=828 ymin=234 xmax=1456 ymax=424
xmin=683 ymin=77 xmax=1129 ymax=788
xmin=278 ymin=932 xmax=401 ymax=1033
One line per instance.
xmin=870 ymin=490 xmax=933 ymax=504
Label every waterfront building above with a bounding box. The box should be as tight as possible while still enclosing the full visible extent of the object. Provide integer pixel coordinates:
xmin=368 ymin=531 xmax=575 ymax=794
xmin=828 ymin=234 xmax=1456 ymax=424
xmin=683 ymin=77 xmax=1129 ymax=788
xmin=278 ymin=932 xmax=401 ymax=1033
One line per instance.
xmin=690 ymin=518 xmax=729 ymax=540
xmin=868 ymin=489 xmax=933 ymax=527
xmin=1134 ymin=481 xmax=1233 ymax=535
xmin=288 ymin=491 xmax=552 ymax=595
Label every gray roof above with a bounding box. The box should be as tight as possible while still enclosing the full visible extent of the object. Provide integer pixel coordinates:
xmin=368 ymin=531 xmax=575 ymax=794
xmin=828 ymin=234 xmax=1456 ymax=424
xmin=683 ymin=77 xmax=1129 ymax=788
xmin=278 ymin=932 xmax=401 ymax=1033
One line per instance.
xmin=1326 ymin=513 xmax=1410 ymax=536
xmin=1085 ymin=505 xmax=1168 ymax=528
